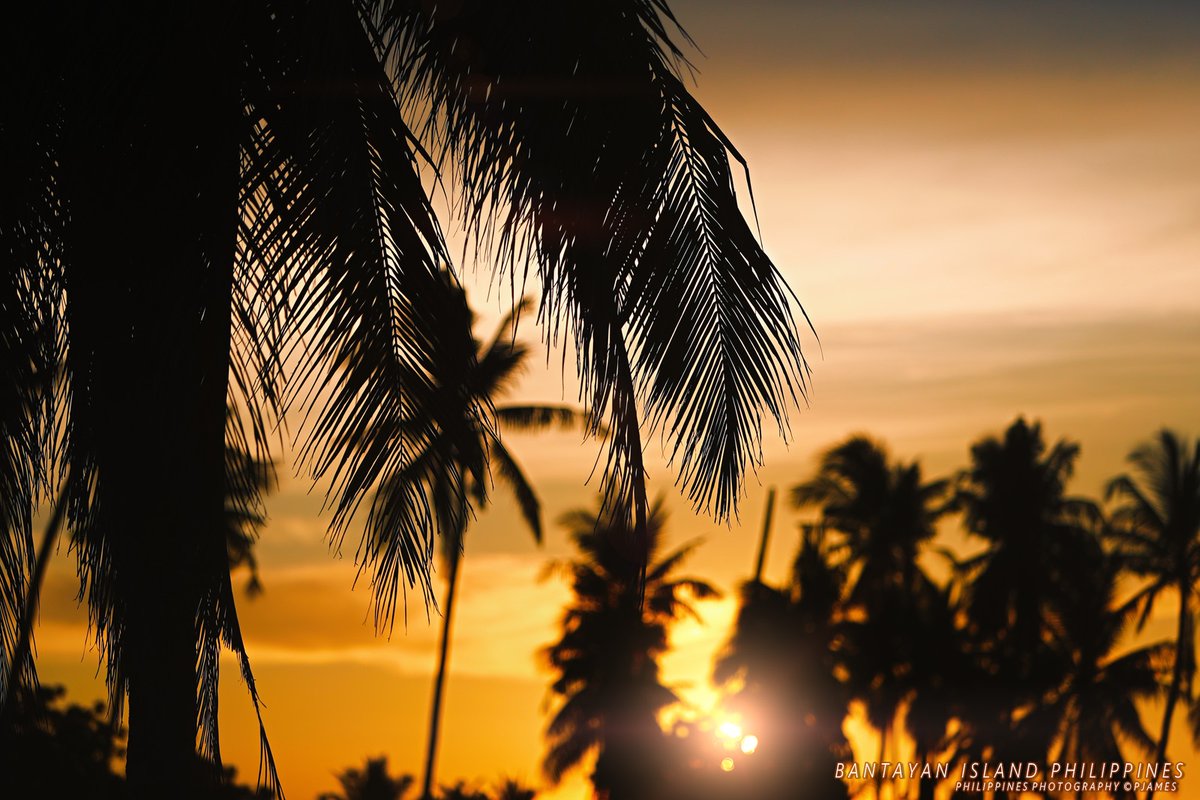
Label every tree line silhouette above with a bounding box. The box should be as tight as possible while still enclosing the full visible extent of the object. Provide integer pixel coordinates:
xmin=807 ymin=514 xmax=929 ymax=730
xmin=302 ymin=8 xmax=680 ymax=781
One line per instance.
xmin=3 ymin=419 xmax=1195 ymax=800
xmin=536 ymin=420 xmax=1199 ymax=800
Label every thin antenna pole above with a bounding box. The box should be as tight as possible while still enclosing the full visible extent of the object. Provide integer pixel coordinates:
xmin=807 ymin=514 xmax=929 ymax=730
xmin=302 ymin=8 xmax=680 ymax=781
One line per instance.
xmin=752 ymin=487 xmax=776 ymax=583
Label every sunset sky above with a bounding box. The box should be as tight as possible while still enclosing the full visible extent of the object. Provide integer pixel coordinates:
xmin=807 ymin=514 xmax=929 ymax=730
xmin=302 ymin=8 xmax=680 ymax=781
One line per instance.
xmin=32 ymin=2 xmax=1200 ymax=798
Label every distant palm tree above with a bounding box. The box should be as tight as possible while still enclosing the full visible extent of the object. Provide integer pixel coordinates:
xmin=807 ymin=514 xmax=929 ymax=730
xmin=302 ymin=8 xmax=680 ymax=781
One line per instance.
xmin=713 ymin=524 xmax=850 ymax=800
xmin=1105 ymin=430 xmax=1200 ymax=776
xmin=542 ymin=499 xmax=718 ymax=800
xmin=414 ymin=283 xmax=585 ymax=800
xmin=319 ymin=756 xmax=413 ymax=800
xmin=491 ymin=778 xmax=537 ymax=800
xmin=952 ymin=418 xmax=1099 ymax=767
xmin=3 ymin=2 xmax=808 ymax=795
xmin=437 ymin=783 xmax=490 ymax=800
xmin=902 ymin=580 xmax=974 ymax=800
xmin=1018 ymin=555 xmax=1165 ymax=800
xmin=792 ymin=436 xmax=948 ymax=794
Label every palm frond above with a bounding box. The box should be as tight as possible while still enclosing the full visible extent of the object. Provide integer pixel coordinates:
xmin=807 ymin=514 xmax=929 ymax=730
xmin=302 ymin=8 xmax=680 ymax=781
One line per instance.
xmin=376 ymin=0 xmax=809 ymax=534
xmin=487 ymin=438 xmax=542 ymax=543
xmin=0 ymin=1 xmax=65 ymax=702
xmin=496 ymin=405 xmax=590 ymax=434
xmin=483 ymin=297 xmax=535 ymax=358
xmin=239 ymin=0 xmax=484 ymax=630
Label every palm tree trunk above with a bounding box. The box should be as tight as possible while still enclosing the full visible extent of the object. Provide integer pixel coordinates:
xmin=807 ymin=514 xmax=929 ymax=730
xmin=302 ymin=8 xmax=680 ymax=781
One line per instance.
xmin=62 ymin=7 xmax=239 ymax=797
xmin=876 ymin=724 xmax=887 ymax=800
xmin=916 ymin=750 xmax=936 ymax=800
xmin=752 ymin=487 xmax=776 ymax=582
xmin=421 ymin=544 xmax=463 ymax=800
xmin=1148 ymin=578 xmax=1191 ymax=800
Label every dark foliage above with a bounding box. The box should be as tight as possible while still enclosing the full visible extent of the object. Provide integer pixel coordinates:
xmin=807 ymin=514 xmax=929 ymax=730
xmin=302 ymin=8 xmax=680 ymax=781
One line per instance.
xmin=2 ymin=2 xmax=807 ymax=796
xmin=542 ymin=499 xmax=718 ymax=800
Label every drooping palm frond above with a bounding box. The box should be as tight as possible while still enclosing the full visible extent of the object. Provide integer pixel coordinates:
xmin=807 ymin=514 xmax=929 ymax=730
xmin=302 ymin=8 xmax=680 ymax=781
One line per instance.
xmin=494 ymin=406 xmax=585 ymax=433
xmin=487 ymin=438 xmax=542 ymax=543
xmin=373 ymin=0 xmax=809 ymax=539
xmin=0 ymin=0 xmax=67 ymax=707
xmin=239 ymin=0 xmax=486 ymax=632
xmin=0 ymin=249 xmax=54 ymax=708
xmin=194 ymin=405 xmax=284 ymax=795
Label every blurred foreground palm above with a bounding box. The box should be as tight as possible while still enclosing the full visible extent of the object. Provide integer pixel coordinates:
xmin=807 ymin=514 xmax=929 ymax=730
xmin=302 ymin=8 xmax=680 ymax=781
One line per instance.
xmin=2 ymin=1 xmax=806 ymax=796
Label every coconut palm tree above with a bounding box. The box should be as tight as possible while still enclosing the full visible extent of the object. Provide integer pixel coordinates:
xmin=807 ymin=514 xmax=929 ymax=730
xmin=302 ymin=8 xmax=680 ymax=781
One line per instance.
xmin=712 ymin=524 xmax=850 ymax=800
xmin=415 ymin=282 xmax=585 ymax=800
xmin=791 ymin=435 xmax=948 ymax=794
xmin=1105 ymin=430 xmax=1200 ymax=777
xmin=542 ymin=498 xmax=718 ymax=800
xmin=320 ymin=756 xmax=414 ymax=800
xmin=491 ymin=779 xmax=537 ymax=800
xmin=902 ymin=583 xmax=973 ymax=800
xmin=437 ymin=784 xmax=490 ymax=800
xmin=2 ymin=2 xmax=808 ymax=795
xmin=952 ymin=418 xmax=1099 ymax=769
xmin=1017 ymin=552 xmax=1165 ymax=800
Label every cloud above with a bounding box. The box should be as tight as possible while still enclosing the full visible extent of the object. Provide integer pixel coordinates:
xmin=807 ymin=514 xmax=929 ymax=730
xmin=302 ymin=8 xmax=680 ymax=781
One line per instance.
xmin=232 ymin=554 xmax=570 ymax=681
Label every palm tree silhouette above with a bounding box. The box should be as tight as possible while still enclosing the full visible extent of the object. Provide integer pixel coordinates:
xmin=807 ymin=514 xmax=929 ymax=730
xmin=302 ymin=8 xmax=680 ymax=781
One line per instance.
xmin=491 ymin=778 xmax=537 ymax=800
xmin=952 ymin=418 xmax=1099 ymax=771
xmin=413 ymin=279 xmax=586 ymax=800
xmin=542 ymin=498 xmax=718 ymax=800
xmin=3 ymin=2 xmax=808 ymax=794
xmin=320 ymin=756 xmax=414 ymax=800
xmin=437 ymin=783 xmax=490 ymax=800
xmin=792 ymin=436 xmax=948 ymax=797
xmin=1018 ymin=550 xmax=1165 ymax=800
xmin=1105 ymin=430 xmax=1200 ymax=780
xmin=713 ymin=524 xmax=850 ymax=800
xmin=901 ymin=579 xmax=975 ymax=800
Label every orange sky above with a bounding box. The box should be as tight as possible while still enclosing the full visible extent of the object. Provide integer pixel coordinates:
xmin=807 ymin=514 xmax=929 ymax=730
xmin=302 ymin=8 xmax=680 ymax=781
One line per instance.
xmin=31 ymin=2 xmax=1200 ymax=798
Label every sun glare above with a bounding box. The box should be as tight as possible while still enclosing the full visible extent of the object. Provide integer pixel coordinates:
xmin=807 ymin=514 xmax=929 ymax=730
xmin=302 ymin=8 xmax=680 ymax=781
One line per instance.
xmin=717 ymin=721 xmax=742 ymax=741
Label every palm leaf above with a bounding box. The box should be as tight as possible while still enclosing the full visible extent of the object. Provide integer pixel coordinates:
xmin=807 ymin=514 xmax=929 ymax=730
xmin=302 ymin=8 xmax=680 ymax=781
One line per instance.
xmin=0 ymin=0 xmax=66 ymax=704
xmin=377 ymin=0 xmax=809 ymax=535
xmin=487 ymin=438 xmax=542 ymax=543
xmin=496 ymin=405 xmax=589 ymax=433
xmin=239 ymin=0 xmax=483 ymax=630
